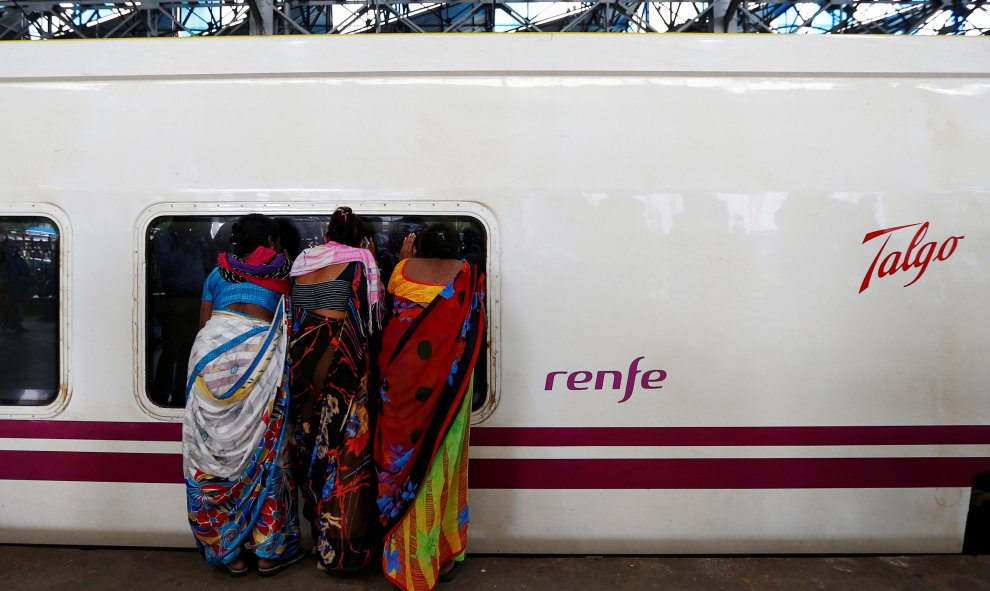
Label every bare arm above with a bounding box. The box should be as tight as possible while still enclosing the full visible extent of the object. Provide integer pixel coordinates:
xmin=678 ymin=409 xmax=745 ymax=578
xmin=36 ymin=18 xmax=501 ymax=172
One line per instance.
xmin=199 ymin=300 xmax=213 ymax=329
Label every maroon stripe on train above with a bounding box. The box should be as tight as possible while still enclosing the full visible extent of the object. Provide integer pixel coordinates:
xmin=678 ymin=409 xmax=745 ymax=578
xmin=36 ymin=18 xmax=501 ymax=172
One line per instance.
xmin=468 ymin=457 xmax=990 ymax=489
xmin=0 ymin=421 xmax=181 ymax=441
xmin=0 ymin=451 xmax=182 ymax=484
xmin=470 ymin=426 xmax=990 ymax=447
xmin=3 ymin=421 xmax=990 ymax=447
xmin=1 ymin=451 xmax=989 ymax=489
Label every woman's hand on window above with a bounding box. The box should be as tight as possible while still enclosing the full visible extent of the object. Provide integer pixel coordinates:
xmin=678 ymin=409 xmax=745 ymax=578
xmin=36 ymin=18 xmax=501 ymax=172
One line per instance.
xmin=399 ymin=233 xmax=416 ymax=260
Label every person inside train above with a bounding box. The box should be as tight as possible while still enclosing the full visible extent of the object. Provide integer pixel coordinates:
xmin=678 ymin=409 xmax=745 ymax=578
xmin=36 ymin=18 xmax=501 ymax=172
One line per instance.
xmin=289 ymin=206 xmax=385 ymax=574
xmin=275 ymin=217 xmax=304 ymax=261
xmin=148 ymin=220 xmax=214 ymax=407
xmin=182 ymin=213 xmax=303 ymax=577
xmin=375 ymin=223 xmax=487 ymax=590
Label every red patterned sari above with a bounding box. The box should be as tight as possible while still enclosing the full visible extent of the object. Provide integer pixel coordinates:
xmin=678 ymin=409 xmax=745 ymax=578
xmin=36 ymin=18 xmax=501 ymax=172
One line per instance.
xmin=375 ymin=261 xmax=486 ymax=591
xmin=290 ymin=262 xmax=380 ymax=572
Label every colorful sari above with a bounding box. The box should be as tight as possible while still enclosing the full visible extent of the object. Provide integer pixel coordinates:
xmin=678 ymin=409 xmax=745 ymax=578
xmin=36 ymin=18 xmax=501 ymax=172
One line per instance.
xmin=182 ymin=299 xmax=301 ymax=566
xmin=289 ymin=243 xmax=383 ymax=571
xmin=376 ymin=261 xmax=486 ymax=591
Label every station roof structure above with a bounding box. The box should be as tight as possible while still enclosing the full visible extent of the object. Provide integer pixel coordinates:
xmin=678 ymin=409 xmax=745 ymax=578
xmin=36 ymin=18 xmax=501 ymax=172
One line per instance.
xmin=0 ymin=0 xmax=987 ymax=38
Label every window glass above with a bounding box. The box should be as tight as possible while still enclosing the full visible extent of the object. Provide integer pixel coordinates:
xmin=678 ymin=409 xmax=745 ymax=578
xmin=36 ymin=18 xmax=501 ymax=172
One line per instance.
xmin=0 ymin=217 xmax=60 ymax=406
xmin=146 ymin=213 xmax=489 ymax=411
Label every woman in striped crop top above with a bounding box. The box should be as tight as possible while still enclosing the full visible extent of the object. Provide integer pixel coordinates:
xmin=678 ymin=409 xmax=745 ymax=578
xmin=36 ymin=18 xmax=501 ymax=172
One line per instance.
xmin=288 ymin=207 xmax=384 ymax=574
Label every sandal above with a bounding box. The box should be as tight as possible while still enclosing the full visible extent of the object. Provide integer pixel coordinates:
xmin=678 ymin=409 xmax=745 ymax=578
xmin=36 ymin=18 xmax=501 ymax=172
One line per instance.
xmin=258 ymin=550 xmax=306 ymax=577
xmin=438 ymin=560 xmax=465 ymax=583
xmin=223 ymin=560 xmax=250 ymax=578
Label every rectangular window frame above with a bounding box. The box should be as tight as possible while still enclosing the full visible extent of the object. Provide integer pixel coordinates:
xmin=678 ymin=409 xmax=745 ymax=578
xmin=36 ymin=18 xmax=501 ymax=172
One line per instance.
xmin=134 ymin=201 xmax=500 ymax=424
xmin=0 ymin=203 xmax=71 ymax=419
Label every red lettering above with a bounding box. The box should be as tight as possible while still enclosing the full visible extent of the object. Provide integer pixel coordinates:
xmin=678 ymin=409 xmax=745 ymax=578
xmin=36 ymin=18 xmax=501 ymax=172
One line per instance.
xmin=900 ymin=222 xmax=929 ymax=272
xmin=860 ymin=222 xmax=963 ymax=293
xmin=859 ymin=235 xmax=891 ymax=293
xmin=904 ymin=240 xmax=936 ymax=288
xmin=879 ymin=251 xmax=901 ymax=277
xmin=937 ymin=235 xmax=964 ymax=261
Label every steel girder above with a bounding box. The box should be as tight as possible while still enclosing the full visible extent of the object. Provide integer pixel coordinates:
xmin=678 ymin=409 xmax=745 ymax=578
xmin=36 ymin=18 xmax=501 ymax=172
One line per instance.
xmin=0 ymin=0 xmax=986 ymax=38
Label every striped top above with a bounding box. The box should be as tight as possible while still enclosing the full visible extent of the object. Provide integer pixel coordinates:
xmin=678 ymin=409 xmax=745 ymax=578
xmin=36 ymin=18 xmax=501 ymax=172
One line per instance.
xmin=291 ymin=262 xmax=355 ymax=312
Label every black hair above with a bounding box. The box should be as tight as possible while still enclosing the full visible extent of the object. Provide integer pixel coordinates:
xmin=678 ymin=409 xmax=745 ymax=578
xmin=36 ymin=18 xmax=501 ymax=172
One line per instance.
xmin=229 ymin=213 xmax=279 ymax=258
xmin=325 ymin=207 xmax=364 ymax=248
xmin=416 ymin=222 xmax=461 ymax=259
xmin=461 ymin=227 xmax=485 ymax=267
xmin=275 ymin=218 xmax=303 ymax=260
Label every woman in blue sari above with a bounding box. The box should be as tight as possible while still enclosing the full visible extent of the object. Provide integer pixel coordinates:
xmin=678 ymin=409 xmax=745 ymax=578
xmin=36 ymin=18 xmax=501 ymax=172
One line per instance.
xmin=182 ymin=213 xmax=304 ymax=577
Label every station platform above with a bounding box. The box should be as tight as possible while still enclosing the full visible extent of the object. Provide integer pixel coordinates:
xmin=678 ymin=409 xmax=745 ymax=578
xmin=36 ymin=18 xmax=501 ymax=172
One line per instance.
xmin=1 ymin=546 xmax=988 ymax=590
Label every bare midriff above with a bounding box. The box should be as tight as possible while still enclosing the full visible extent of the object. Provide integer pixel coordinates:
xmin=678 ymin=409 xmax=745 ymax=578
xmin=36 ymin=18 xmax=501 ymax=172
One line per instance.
xmin=306 ymin=308 xmax=345 ymax=320
xmin=224 ymin=302 xmax=275 ymax=323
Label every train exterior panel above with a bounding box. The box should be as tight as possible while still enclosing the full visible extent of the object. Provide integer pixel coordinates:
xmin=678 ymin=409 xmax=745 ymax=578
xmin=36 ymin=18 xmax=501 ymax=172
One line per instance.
xmin=0 ymin=35 xmax=988 ymax=553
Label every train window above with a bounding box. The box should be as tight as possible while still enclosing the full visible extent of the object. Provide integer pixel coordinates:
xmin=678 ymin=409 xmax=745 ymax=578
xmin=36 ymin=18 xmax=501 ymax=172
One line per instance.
xmin=0 ymin=217 xmax=60 ymax=406
xmin=144 ymin=212 xmax=490 ymax=412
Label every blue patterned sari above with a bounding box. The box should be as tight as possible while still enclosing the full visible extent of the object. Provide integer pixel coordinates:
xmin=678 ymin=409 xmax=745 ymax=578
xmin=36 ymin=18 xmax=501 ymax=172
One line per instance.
xmin=182 ymin=302 xmax=301 ymax=566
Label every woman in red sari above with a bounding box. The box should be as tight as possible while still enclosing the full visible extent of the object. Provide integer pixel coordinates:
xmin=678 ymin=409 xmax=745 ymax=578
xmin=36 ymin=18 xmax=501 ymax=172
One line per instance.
xmin=375 ymin=223 xmax=486 ymax=591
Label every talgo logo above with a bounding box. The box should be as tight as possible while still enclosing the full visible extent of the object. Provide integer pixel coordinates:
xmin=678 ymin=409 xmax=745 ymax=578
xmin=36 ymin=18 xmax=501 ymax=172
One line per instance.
xmin=860 ymin=222 xmax=964 ymax=293
xmin=544 ymin=356 xmax=667 ymax=404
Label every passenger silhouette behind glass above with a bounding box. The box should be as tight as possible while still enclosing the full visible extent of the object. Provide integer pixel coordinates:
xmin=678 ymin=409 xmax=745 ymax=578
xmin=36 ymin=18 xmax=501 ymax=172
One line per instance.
xmin=149 ymin=220 xmax=213 ymax=407
xmin=0 ymin=238 xmax=29 ymax=333
xmin=275 ymin=217 xmax=303 ymax=261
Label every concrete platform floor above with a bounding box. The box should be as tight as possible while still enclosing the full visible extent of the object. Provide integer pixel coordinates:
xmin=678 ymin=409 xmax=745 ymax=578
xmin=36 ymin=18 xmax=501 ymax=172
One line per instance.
xmin=1 ymin=547 xmax=988 ymax=591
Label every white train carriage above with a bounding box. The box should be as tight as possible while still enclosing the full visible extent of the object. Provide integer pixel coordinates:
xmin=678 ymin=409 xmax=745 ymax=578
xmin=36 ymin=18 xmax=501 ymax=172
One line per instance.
xmin=0 ymin=34 xmax=988 ymax=553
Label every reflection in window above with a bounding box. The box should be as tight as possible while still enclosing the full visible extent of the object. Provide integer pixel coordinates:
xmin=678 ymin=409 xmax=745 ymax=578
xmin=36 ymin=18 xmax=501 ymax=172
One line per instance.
xmin=0 ymin=218 xmax=60 ymax=406
xmin=146 ymin=213 xmax=488 ymax=411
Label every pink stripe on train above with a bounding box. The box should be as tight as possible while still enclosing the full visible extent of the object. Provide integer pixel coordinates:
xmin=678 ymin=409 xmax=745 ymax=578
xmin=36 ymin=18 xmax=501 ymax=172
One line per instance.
xmin=4 ymin=421 xmax=990 ymax=447
xmin=1 ymin=450 xmax=989 ymax=489
xmin=470 ymin=425 xmax=990 ymax=447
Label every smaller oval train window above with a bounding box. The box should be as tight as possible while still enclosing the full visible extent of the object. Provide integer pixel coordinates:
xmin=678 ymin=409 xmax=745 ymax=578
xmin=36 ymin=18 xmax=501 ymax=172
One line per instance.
xmin=0 ymin=217 xmax=60 ymax=406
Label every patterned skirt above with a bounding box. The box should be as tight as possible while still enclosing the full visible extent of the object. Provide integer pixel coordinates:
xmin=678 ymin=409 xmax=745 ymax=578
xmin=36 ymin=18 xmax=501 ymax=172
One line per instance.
xmin=290 ymin=311 xmax=380 ymax=571
xmin=182 ymin=308 xmax=301 ymax=566
xmin=382 ymin=395 xmax=471 ymax=591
